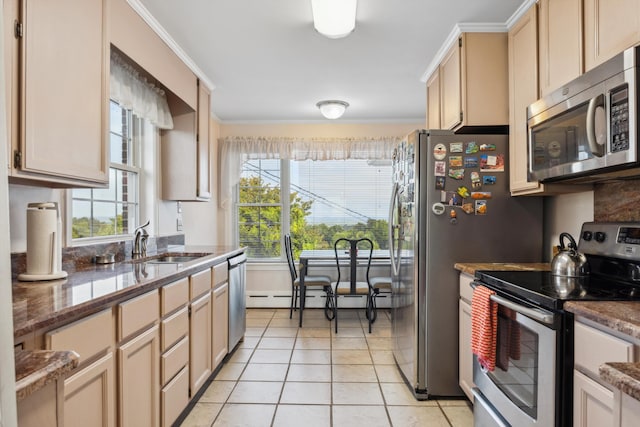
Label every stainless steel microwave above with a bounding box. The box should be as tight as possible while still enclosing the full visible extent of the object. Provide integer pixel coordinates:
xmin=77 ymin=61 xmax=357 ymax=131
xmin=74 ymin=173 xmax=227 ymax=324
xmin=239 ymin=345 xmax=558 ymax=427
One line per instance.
xmin=527 ymin=45 xmax=640 ymax=183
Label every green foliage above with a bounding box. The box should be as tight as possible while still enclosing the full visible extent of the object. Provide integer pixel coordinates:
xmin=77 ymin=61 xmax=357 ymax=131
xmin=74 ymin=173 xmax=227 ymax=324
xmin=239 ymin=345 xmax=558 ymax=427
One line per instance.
xmin=239 ymin=176 xmax=389 ymax=259
xmin=72 ymin=215 xmax=123 ymax=238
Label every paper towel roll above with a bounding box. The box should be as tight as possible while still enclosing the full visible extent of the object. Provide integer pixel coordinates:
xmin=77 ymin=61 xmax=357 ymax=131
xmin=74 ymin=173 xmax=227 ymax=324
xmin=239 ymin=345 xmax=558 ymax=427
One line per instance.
xmin=19 ymin=202 xmax=67 ymax=281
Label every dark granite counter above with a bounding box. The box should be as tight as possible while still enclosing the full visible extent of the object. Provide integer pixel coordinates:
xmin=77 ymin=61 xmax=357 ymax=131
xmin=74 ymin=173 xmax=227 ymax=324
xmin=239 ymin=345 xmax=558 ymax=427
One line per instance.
xmin=12 ymin=245 xmax=242 ymax=400
xmin=454 ymin=262 xmax=550 ymax=276
xmin=565 ymin=301 xmax=640 ymax=403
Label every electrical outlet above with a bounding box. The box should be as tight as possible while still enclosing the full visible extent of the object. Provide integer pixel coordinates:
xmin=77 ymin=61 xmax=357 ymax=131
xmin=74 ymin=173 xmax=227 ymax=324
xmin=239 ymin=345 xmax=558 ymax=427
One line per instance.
xmin=177 ymin=201 xmax=182 ymax=213
xmin=177 ymin=213 xmax=183 ymax=231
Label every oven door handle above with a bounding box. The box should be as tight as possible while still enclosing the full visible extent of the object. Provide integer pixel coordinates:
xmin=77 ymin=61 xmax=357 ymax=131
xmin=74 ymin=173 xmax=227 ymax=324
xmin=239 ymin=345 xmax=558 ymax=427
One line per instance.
xmin=490 ymin=293 xmax=555 ymax=326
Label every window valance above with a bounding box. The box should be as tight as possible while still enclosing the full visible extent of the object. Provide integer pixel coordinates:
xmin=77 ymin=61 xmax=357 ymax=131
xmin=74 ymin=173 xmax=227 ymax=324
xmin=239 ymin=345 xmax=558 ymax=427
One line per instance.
xmin=218 ymin=135 xmax=401 ymax=208
xmin=110 ymin=52 xmax=174 ymax=129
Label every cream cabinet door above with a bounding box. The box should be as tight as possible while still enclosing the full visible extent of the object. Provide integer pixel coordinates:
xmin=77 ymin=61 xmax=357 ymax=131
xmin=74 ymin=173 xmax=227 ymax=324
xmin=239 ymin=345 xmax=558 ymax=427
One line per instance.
xmin=212 ymin=282 xmax=229 ymax=369
xmin=196 ymin=81 xmax=211 ymax=201
xmin=64 ymin=352 xmax=115 ymax=427
xmin=118 ymin=326 xmax=160 ymax=427
xmin=584 ymin=0 xmax=640 ymax=70
xmin=190 ymin=292 xmax=212 ymax=394
xmin=440 ymin=40 xmax=461 ymax=130
xmin=458 ymin=298 xmax=473 ymax=401
xmin=19 ymin=0 xmax=108 ymax=186
xmin=508 ymin=6 xmax=544 ymax=195
xmin=426 ymin=71 xmax=441 ymax=129
xmin=574 ymin=370 xmax=617 ymax=427
xmin=538 ymin=0 xmax=583 ymax=96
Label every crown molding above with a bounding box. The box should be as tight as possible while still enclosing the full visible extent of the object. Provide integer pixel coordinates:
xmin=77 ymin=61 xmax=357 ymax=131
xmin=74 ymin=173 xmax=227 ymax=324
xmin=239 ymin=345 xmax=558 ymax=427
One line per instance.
xmin=126 ymin=0 xmax=216 ymax=91
xmin=420 ymin=22 xmax=507 ymax=83
xmin=506 ymin=0 xmax=538 ymax=29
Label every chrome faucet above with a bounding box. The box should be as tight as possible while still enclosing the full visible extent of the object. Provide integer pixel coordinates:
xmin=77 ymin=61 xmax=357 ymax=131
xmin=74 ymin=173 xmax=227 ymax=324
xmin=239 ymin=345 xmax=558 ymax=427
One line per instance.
xmin=132 ymin=220 xmax=150 ymax=258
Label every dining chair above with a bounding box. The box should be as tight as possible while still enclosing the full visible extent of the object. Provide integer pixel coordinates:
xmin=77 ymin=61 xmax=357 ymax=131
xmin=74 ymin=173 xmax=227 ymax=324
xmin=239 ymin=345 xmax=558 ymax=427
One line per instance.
xmin=368 ymin=276 xmax=392 ymax=323
xmin=333 ymin=237 xmax=378 ymax=333
xmin=284 ymin=234 xmax=335 ymax=321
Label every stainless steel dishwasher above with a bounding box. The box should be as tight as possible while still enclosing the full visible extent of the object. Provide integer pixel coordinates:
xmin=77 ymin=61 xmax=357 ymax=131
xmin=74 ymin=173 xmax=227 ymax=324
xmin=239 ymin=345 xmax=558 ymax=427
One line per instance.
xmin=227 ymin=252 xmax=247 ymax=350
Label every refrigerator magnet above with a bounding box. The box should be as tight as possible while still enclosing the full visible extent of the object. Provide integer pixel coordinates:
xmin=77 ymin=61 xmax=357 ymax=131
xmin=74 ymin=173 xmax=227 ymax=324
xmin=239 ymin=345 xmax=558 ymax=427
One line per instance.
xmin=480 ymin=143 xmax=496 ymax=151
xmin=470 ymin=171 xmax=482 ymax=188
xmin=464 ymin=156 xmax=478 ymax=168
xmin=465 ymin=142 xmax=479 ymax=154
xmin=475 ymin=200 xmax=487 ymax=215
xmin=433 ymin=143 xmax=447 ymax=160
xmin=448 ymin=169 xmax=465 ymax=180
xmin=480 ymin=154 xmax=505 ymax=172
xmin=461 ymin=203 xmax=474 ymax=215
xmin=450 ymin=142 xmax=463 ymax=153
xmin=435 ymin=176 xmax=446 ymax=190
xmin=482 ymin=175 xmax=497 ymax=185
xmin=449 ymin=156 xmax=463 ymax=167
xmin=434 ymin=161 xmax=446 ymax=176
xmin=445 ymin=191 xmax=463 ymax=206
xmin=457 ymin=186 xmax=470 ymax=198
xmin=471 ymin=191 xmax=492 ymax=199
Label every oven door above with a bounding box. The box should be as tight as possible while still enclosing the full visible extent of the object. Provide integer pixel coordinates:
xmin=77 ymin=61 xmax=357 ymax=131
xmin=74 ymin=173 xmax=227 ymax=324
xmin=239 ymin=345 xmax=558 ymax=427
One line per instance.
xmin=472 ymin=290 xmax=559 ymax=427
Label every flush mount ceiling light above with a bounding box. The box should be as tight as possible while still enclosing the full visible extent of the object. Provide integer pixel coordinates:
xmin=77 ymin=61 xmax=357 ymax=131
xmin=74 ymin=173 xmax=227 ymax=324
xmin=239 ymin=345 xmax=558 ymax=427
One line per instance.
xmin=311 ymin=0 xmax=357 ymax=39
xmin=316 ymin=100 xmax=349 ymax=119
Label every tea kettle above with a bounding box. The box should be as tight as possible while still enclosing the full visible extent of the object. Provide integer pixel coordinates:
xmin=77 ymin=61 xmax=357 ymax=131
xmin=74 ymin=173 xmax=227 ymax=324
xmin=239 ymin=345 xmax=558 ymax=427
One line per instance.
xmin=551 ymin=232 xmax=590 ymax=277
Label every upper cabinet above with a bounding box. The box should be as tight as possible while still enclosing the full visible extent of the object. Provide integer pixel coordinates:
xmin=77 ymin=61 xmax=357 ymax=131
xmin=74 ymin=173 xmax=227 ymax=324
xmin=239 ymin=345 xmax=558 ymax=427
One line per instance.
xmin=196 ymin=82 xmax=212 ymax=201
xmin=538 ymin=0 xmax=583 ymax=97
xmin=5 ymin=0 xmax=109 ymax=187
xmin=428 ymin=33 xmax=509 ymax=132
xmin=425 ymin=71 xmax=440 ymax=129
xmin=584 ymin=0 xmax=640 ymax=71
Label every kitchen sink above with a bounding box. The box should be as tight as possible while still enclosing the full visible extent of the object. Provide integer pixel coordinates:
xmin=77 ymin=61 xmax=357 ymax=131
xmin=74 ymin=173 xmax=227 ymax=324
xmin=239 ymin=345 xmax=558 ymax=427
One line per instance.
xmin=127 ymin=252 xmax=210 ymax=264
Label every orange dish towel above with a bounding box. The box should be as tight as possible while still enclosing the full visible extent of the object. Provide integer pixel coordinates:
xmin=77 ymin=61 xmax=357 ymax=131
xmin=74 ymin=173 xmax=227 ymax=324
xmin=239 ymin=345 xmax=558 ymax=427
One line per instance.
xmin=471 ymin=285 xmax=498 ymax=372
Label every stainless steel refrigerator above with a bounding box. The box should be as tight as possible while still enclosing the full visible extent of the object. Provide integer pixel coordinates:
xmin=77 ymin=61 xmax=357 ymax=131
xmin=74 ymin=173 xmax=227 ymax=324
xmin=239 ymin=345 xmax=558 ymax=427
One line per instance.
xmin=389 ymin=130 xmax=543 ymax=399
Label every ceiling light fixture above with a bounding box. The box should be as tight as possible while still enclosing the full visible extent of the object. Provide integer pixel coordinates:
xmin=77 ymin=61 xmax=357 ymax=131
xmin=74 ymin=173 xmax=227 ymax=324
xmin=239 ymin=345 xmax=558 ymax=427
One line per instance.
xmin=316 ymin=100 xmax=349 ymax=119
xmin=311 ymin=0 xmax=357 ymax=39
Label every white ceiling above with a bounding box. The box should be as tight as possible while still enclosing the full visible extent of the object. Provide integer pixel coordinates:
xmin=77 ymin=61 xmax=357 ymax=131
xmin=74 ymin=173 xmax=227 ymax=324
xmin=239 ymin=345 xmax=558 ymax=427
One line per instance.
xmin=138 ymin=0 xmax=525 ymax=123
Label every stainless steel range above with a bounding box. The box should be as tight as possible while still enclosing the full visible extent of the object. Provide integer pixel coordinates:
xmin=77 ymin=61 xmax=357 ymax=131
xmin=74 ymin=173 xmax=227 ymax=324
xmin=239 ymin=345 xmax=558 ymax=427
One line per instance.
xmin=472 ymin=222 xmax=640 ymax=427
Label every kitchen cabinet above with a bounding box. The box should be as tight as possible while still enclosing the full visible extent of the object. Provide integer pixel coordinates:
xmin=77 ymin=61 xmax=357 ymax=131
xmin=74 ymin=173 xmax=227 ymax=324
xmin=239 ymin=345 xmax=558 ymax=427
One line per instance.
xmin=508 ymin=4 xmax=544 ymax=195
xmin=425 ymin=71 xmax=441 ymax=129
xmin=117 ymin=290 xmax=160 ymax=427
xmin=458 ymin=272 xmax=475 ymax=401
xmin=45 ymin=309 xmax=115 ymax=427
xmin=5 ymin=0 xmax=109 ymax=187
xmin=620 ymin=392 xmax=640 ymax=427
xmin=436 ymin=32 xmax=508 ymax=131
xmin=212 ymin=262 xmax=230 ymax=369
xmin=161 ymin=80 xmax=212 ymax=202
xmin=17 ymin=380 xmax=62 ymax=427
xmin=584 ymin=0 xmax=640 ymax=71
xmin=573 ymin=320 xmax=634 ymax=427
xmin=538 ymin=0 xmax=583 ymax=97
xmin=189 ymin=269 xmax=213 ymax=394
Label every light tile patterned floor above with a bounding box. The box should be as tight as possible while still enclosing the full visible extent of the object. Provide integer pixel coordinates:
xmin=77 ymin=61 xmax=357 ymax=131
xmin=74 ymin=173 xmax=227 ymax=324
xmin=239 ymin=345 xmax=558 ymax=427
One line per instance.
xmin=179 ymin=308 xmax=473 ymax=427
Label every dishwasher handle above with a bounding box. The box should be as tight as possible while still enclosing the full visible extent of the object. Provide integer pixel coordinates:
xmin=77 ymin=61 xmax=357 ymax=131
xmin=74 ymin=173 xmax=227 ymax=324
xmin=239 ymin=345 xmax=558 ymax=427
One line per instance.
xmin=228 ymin=252 xmax=247 ymax=268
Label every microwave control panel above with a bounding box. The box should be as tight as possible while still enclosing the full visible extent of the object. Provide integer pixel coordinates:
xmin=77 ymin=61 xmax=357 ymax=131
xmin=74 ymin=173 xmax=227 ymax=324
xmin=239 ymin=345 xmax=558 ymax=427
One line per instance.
xmin=610 ymin=84 xmax=629 ymax=153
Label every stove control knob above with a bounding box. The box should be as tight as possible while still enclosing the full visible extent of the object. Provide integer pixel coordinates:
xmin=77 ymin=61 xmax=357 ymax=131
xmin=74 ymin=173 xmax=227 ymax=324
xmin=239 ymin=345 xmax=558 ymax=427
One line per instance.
xmin=595 ymin=232 xmax=606 ymax=243
xmin=582 ymin=231 xmax=593 ymax=241
xmin=629 ymin=264 xmax=640 ymax=282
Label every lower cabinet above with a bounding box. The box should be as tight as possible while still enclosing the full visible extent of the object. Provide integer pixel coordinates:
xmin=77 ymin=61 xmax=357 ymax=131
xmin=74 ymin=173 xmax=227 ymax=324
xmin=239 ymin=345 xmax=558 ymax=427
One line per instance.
xmin=118 ymin=325 xmax=160 ymax=427
xmin=190 ymin=291 xmax=212 ymax=394
xmin=161 ymin=365 xmax=190 ymax=427
xmin=64 ymin=352 xmax=115 ymax=427
xmin=212 ymin=281 xmax=229 ymax=370
xmin=458 ymin=272 xmax=475 ymax=401
xmin=574 ymin=370 xmax=616 ymax=427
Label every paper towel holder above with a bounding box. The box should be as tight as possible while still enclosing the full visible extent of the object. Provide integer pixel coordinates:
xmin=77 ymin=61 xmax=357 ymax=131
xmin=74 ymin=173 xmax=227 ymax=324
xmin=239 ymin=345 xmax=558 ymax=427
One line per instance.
xmin=18 ymin=202 xmax=68 ymax=282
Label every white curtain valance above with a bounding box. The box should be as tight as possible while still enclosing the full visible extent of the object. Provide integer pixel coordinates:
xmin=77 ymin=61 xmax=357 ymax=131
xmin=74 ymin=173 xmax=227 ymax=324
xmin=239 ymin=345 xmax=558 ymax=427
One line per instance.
xmin=110 ymin=52 xmax=174 ymax=130
xmin=218 ymin=135 xmax=401 ymax=208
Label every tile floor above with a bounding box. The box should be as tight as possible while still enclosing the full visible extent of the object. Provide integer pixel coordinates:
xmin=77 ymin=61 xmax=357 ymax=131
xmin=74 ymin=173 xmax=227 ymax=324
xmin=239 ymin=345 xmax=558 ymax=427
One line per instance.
xmin=179 ymin=308 xmax=473 ymax=427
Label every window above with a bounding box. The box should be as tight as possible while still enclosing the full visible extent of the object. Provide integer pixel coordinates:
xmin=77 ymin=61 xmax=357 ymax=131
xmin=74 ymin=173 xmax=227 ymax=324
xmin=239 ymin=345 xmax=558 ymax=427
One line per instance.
xmin=237 ymin=158 xmax=392 ymax=261
xmin=71 ymin=101 xmax=140 ymax=239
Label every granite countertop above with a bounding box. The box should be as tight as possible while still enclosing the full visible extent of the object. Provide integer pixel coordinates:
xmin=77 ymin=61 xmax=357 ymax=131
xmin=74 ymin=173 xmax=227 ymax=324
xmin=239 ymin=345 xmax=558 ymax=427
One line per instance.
xmin=12 ymin=245 xmax=242 ymax=401
xmin=15 ymin=349 xmax=79 ymax=401
xmin=454 ymin=262 xmax=550 ymax=276
xmin=565 ymin=301 xmax=640 ymax=403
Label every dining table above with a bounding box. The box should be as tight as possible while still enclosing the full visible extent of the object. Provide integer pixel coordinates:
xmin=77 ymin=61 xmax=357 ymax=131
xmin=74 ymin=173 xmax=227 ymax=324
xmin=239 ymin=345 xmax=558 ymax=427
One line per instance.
xmin=297 ymin=247 xmax=391 ymax=327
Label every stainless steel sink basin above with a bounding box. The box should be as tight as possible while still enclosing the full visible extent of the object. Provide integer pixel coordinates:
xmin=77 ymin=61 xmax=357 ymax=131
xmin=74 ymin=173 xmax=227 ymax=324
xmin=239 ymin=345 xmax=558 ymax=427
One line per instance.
xmin=147 ymin=255 xmax=203 ymax=263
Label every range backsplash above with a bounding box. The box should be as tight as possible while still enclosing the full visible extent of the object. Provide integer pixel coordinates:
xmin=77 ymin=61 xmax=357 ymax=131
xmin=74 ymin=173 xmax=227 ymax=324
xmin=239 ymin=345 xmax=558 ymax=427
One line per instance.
xmin=10 ymin=234 xmax=185 ymax=279
xmin=594 ymin=179 xmax=640 ymax=222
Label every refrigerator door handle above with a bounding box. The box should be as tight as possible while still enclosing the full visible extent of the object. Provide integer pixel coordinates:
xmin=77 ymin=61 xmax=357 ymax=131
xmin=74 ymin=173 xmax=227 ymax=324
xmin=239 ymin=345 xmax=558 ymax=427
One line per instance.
xmin=388 ymin=182 xmax=401 ymax=276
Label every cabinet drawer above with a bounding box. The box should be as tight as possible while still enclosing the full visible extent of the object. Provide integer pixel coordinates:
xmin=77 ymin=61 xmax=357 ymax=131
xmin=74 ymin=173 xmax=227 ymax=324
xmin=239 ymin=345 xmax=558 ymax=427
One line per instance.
xmin=459 ymin=273 xmax=474 ymax=303
xmin=212 ymin=262 xmax=228 ymax=287
xmin=161 ymin=366 xmax=189 ymax=427
xmin=161 ymin=336 xmax=189 ymax=385
xmin=160 ymin=278 xmax=189 ymax=316
xmin=46 ymin=308 xmax=112 ymax=364
xmin=161 ymin=306 xmax=188 ymax=352
xmin=574 ymin=322 xmax=634 ymax=374
xmin=118 ymin=290 xmax=159 ymax=342
xmin=190 ymin=268 xmax=212 ymax=299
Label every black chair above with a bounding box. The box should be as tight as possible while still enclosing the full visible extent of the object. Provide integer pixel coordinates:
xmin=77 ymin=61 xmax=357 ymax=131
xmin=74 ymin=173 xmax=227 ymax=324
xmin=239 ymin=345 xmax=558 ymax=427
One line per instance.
xmin=333 ymin=237 xmax=380 ymax=333
xmin=284 ymin=234 xmax=335 ymax=321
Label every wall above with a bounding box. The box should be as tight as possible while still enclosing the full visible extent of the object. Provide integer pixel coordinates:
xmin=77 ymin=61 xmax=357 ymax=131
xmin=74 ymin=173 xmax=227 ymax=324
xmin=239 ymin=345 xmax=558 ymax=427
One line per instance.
xmin=543 ymin=190 xmax=594 ymax=261
xmin=218 ymin=121 xmax=422 ymax=306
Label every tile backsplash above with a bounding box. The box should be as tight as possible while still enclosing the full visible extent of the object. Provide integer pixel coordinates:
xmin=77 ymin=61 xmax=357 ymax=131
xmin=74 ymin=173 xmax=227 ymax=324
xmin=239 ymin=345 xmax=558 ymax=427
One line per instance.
xmin=594 ymin=179 xmax=640 ymax=222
